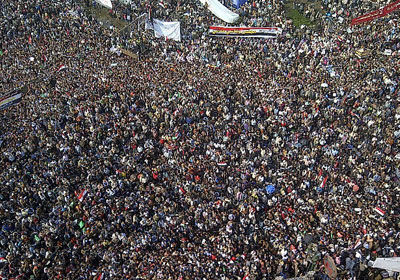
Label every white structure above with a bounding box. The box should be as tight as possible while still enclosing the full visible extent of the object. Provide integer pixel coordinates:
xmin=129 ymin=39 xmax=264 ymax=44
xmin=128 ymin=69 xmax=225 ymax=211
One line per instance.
xmin=96 ymin=0 xmax=112 ymax=9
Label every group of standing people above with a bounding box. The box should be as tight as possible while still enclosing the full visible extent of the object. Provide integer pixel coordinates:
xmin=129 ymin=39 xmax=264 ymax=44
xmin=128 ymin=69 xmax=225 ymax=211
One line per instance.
xmin=1 ymin=0 xmax=400 ymax=279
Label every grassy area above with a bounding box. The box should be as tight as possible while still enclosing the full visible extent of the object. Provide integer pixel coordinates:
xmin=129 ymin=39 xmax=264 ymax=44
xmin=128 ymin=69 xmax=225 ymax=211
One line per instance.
xmin=89 ymin=6 xmax=128 ymax=30
xmin=286 ymin=7 xmax=312 ymax=27
xmin=284 ymin=0 xmax=325 ymax=30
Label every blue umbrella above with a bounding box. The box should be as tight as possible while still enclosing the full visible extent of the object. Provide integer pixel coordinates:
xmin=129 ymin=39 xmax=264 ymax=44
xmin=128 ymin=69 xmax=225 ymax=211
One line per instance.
xmin=265 ymin=185 xmax=276 ymax=194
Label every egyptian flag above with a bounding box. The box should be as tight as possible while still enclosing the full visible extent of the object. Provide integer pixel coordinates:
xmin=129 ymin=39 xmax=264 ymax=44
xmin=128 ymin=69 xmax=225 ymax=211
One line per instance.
xmin=179 ymin=187 xmax=186 ymax=195
xmin=77 ymin=189 xmax=87 ymax=202
xmin=217 ymin=162 xmax=227 ymax=167
xmin=374 ymin=207 xmax=385 ymax=216
xmin=320 ymin=176 xmax=328 ymax=188
xmin=57 ymin=64 xmax=67 ymax=72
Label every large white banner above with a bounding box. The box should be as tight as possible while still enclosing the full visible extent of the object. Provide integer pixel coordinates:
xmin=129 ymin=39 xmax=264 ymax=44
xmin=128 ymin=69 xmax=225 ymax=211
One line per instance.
xmin=199 ymin=0 xmax=239 ymax=23
xmin=153 ymin=19 xmax=181 ymax=41
xmin=372 ymin=258 xmax=400 ymax=272
xmin=96 ymin=0 xmax=112 ymax=9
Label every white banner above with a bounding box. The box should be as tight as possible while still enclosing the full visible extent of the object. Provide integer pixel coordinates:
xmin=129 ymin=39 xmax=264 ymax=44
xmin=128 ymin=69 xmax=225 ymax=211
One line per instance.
xmin=153 ymin=19 xmax=181 ymax=41
xmin=199 ymin=0 xmax=239 ymax=23
xmin=95 ymin=0 xmax=112 ymax=9
xmin=372 ymin=258 xmax=400 ymax=272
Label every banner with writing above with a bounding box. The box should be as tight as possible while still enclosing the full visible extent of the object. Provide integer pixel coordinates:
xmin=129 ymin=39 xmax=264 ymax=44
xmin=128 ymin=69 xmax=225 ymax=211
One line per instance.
xmin=209 ymin=26 xmax=282 ymax=38
xmin=0 ymin=90 xmax=22 ymax=111
xmin=351 ymin=0 xmax=400 ymax=25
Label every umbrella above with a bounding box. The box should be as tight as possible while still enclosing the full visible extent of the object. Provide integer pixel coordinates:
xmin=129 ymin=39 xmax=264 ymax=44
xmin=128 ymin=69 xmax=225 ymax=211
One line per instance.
xmin=324 ymin=255 xmax=338 ymax=279
xmin=265 ymin=185 xmax=276 ymax=194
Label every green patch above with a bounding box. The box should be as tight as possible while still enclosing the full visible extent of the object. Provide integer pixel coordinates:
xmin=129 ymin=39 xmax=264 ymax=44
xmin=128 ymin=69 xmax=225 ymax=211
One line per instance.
xmin=88 ymin=5 xmax=128 ymax=31
xmin=286 ymin=8 xmax=312 ymax=27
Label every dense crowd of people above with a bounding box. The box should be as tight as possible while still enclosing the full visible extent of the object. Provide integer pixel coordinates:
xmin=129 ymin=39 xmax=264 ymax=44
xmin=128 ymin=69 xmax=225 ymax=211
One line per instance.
xmin=1 ymin=0 xmax=400 ymax=279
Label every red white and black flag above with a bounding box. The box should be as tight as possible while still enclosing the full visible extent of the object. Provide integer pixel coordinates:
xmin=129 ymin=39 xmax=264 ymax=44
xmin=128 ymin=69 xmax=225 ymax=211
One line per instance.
xmin=209 ymin=26 xmax=282 ymax=38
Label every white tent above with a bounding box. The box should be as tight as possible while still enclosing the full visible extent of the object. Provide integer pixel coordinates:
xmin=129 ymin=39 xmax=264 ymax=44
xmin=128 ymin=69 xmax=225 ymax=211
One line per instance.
xmin=96 ymin=0 xmax=113 ymax=9
xmin=373 ymin=258 xmax=400 ymax=273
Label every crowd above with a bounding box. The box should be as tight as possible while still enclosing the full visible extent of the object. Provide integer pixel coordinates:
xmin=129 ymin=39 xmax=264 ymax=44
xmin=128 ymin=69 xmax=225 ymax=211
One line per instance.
xmin=1 ymin=0 xmax=400 ymax=279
